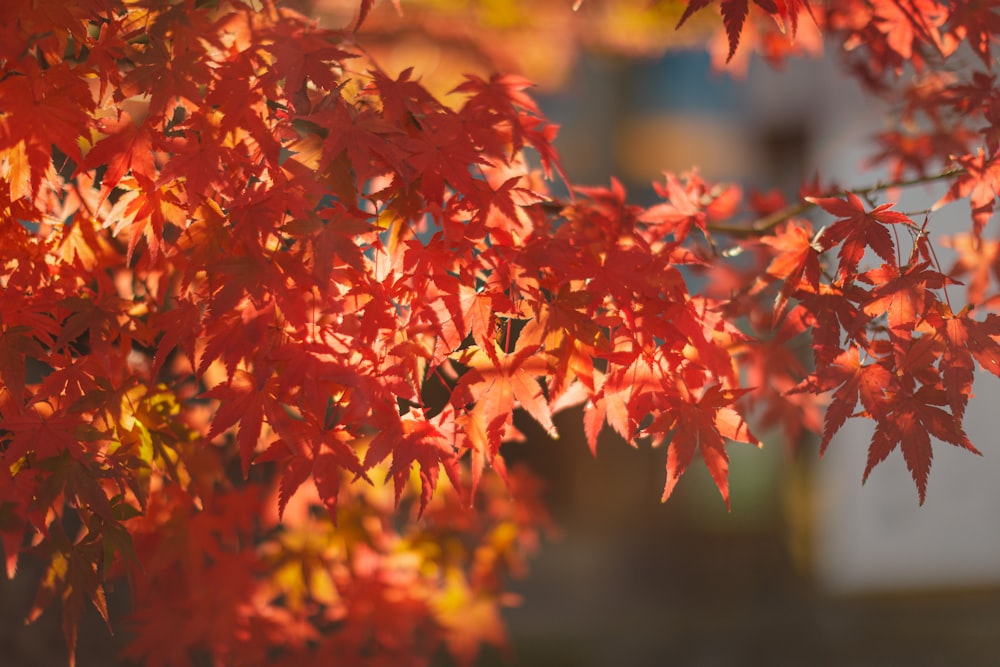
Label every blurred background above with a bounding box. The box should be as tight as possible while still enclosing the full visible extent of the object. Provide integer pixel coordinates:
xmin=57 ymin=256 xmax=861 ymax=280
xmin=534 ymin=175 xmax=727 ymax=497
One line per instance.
xmin=309 ymin=2 xmax=1000 ymax=665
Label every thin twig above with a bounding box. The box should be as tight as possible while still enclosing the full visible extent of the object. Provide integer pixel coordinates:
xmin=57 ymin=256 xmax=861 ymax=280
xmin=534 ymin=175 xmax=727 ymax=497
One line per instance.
xmin=707 ymin=166 xmax=964 ymax=238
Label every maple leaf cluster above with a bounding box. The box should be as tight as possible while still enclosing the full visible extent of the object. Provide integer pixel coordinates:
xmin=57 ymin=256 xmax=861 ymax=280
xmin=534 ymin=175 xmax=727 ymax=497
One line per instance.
xmin=0 ymin=2 xmax=553 ymax=664
xmin=2 ymin=0 xmax=1000 ymax=665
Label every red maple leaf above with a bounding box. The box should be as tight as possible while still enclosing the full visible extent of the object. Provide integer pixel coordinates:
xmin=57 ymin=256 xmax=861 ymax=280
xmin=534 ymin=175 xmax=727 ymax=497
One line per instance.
xmin=720 ymin=0 xmax=752 ymax=64
xmin=792 ymin=281 xmax=870 ymax=364
xmin=677 ymin=0 xmax=789 ymax=63
xmin=758 ymin=220 xmax=824 ymax=315
xmin=807 ymin=192 xmax=913 ymax=278
xmin=928 ymin=305 xmax=1000 ymax=418
xmin=858 ymin=259 xmax=947 ymax=333
xmin=641 ymin=173 xmax=708 ymax=241
xmin=450 ymin=341 xmax=557 ymax=460
xmin=945 ymin=233 xmax=1000 ymax=306
xmin=0 ymin=60 xmax=94 ymax=197
xmin=204 ymin=369 xmax=282 ymax=477
xmin=870 ymin=0 xmax=950 ymax=60
xmin=760 ymin=221 xmax=823 ymax=288
xmin=119 ymin=36 xmax=208 ymax=121
xmin=417 ymin=279 xmax=496 ymax=364
xmin=0 ymin=405 xmax=94 ymax=462
xmin=451 ymin=73 xmax=543 ymax=157
xmin=27 ymin=540 xmax=112 ymax=667
xmin=646 ymin=384 xmax=758 ymax=508
xmin=934 ymin=148 xmax=1000 ymax=238
xmin=947 ymin=0 xmax=1000 ymax=66
xmin=103 ymin=177 xmax=186 ymax=264
xmin=82 ymin=111 xmax=156 ymax=205
xmin=736 ymin=312 xmax=823 ymax=449
xmin=794 ymin=345 xmax=893 ymax=453
xmin=772 ymin=0 xmax=814 ymax=37
xmin=865 ymin=385 xmax=980 ymax=504
xmin=365 ymin=411 xmax=462 ymax=514
xmin=354 ymin=0 xmax=375 ymax=30
xmin=259 ymin=419 xmax=370 ymax=521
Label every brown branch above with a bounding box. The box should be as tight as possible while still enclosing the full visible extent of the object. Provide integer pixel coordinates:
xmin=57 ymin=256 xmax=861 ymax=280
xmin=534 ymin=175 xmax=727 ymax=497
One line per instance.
xmin=707 ymin=167 xmax=964 ymax=238
xmin=526 ymin=167 xmax=964 ymax=239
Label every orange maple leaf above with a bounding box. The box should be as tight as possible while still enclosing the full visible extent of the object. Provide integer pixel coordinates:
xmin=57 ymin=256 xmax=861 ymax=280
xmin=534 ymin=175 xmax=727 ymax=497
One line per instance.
xmin=449 ymin=341 xmax=556 ymax=493
xmin=934 ymin=148 xmax=1000 ymax=238
xmin=647 ymin=384 xmax=758 ymax=509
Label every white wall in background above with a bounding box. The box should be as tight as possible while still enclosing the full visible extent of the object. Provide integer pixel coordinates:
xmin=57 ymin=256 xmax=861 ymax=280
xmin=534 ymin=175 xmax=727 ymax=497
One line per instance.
xmin=814 ymin=370 xmax=1000 ymax=593
xmin=783 ymin=54 xmax=1000 ymax=594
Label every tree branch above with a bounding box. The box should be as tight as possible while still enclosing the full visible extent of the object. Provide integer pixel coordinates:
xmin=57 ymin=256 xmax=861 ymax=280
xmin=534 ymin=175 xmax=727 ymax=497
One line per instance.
xmin=707 ymin=167 xmax=964 ymax=238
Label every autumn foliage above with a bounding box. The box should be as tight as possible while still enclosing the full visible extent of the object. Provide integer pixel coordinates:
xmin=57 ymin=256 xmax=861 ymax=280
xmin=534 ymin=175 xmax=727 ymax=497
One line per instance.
xmin=2 ymin=0 xmax=1000 ymax=664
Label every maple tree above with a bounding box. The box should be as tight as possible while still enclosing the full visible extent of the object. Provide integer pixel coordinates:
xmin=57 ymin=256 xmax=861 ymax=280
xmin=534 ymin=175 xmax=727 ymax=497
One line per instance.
xmin=3 ymin=0 xmax=1000 ymax=664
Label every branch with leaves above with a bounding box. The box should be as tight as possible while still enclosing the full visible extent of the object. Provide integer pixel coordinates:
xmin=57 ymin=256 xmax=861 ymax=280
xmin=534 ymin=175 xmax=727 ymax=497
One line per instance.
xmin=708 ymin=167 xmax=966 ymax=237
